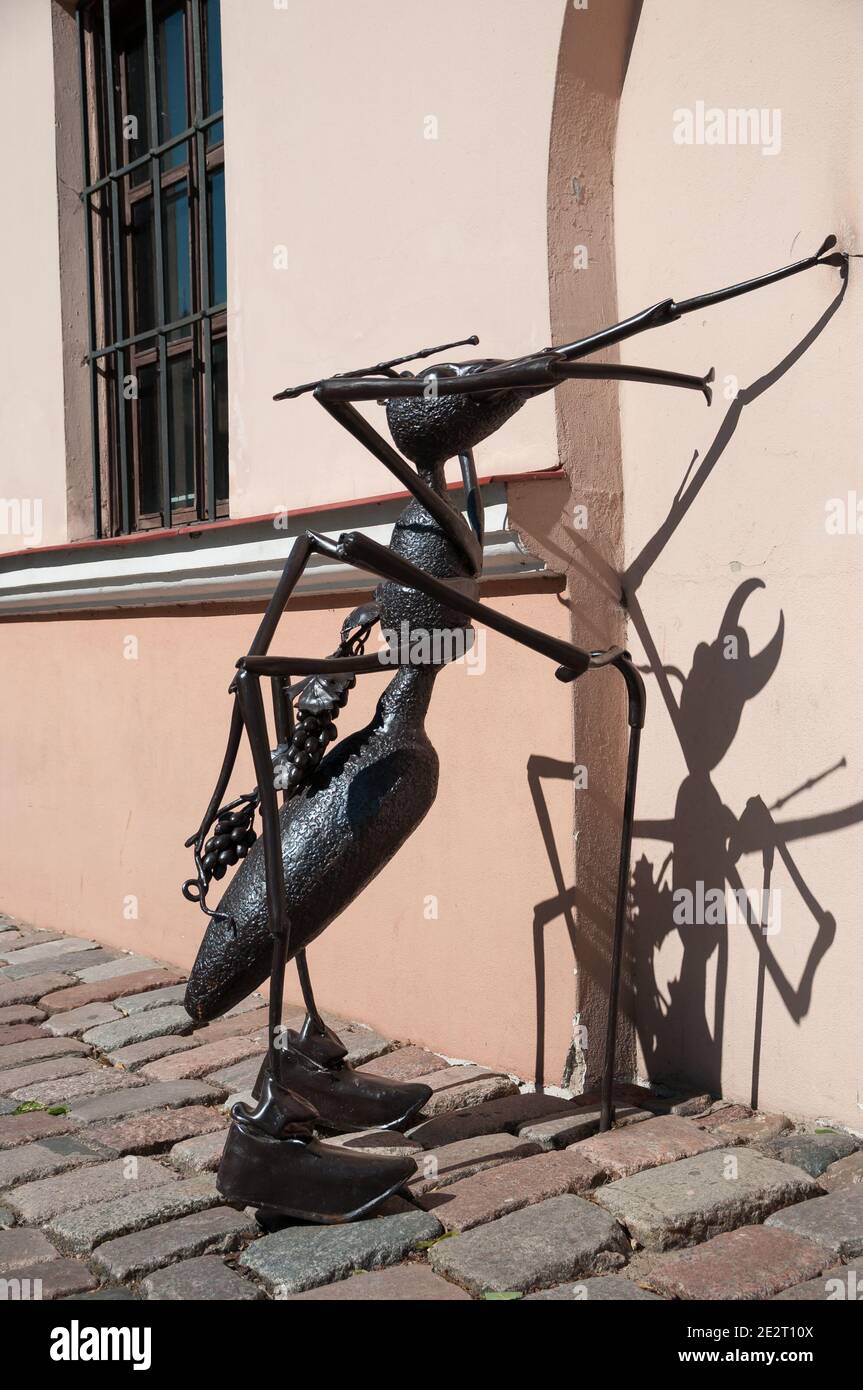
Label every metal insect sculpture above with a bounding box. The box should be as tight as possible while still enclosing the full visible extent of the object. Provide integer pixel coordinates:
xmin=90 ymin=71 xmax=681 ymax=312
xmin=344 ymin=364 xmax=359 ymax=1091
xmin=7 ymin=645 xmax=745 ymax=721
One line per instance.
xmin=181 ymin=235 xmax=844 ymax=1223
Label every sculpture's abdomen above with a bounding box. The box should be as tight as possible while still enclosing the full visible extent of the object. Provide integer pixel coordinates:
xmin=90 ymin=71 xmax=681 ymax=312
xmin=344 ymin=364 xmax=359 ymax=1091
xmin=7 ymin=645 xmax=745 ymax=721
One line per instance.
xmin=185 ymin=684 xmax=439 ymax=1021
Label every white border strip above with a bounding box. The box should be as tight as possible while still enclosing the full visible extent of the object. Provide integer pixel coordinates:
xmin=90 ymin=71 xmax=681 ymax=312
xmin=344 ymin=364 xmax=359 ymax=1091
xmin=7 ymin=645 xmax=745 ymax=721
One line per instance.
xmin=0 ymin=491 xmax=544 ymax=615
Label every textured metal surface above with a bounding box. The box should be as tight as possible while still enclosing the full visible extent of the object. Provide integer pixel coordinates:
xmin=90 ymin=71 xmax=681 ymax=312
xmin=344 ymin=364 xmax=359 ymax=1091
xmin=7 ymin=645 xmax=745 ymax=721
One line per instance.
xmin=185 ymin=665 xmax=440 ymax=1020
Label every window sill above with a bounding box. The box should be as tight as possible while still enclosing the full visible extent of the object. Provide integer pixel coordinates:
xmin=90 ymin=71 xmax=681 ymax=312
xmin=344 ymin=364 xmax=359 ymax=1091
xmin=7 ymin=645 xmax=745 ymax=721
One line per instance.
xmin=0 ymin=475 xmax=556 ymax=617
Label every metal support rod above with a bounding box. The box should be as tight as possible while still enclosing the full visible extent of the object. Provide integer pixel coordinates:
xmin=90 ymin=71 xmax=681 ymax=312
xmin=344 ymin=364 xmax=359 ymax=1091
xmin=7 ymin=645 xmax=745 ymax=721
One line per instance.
xmin=234 ymin=671 xmax=292 ymax=1071
xmin=599 ymin=655 xmax=646 ymax=1132
xmin=145 ymin=0 xmax=172 ymax=531
xmin=102 ymin=0 xmax=131 ymax=533
xmin=77 ymin=6 xmax=102 ymax=539
xmin=190 ymin=0 xmax=216 ymax=520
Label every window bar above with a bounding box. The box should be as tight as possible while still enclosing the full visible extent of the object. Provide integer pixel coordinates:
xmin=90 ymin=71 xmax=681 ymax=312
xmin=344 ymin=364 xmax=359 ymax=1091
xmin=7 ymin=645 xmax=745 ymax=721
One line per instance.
xmin=145 ymin=0 xmax=172 ymax=529
xmin=85 ymin=301 xmax=227 ymax=362
xmin=101 ymin=0 xmax=131 ymax=534
xmin=82 ymin=111 xmax=223 ymax=197
xmin=191 ymin=0 xmax=217 ymax=520
xmin=77 ymin=6 xmax=102 ymax=539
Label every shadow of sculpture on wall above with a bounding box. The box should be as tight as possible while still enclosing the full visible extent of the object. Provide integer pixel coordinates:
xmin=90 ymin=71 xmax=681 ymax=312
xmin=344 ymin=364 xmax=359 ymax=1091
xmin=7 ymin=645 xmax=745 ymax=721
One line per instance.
xmin=528 ymin=269 xmax=860 ymax=1101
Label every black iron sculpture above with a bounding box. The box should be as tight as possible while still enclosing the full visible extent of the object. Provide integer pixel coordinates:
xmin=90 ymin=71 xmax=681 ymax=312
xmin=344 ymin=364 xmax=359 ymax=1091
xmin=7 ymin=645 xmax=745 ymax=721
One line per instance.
xmin=182 ymin=236 xmax=844 ymax=1223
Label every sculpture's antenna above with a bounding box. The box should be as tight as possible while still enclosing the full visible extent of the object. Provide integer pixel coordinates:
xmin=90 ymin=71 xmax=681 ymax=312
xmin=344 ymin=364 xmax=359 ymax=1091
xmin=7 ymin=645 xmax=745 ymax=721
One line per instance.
xmin=274 ymin=335 xmax=480 ymax=401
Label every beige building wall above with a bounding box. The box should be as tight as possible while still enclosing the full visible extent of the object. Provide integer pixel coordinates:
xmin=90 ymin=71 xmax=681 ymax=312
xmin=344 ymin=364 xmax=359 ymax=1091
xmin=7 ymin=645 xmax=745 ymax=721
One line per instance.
xmin=0 ymin=0 xmax=68 ymax=553
xmin=219 ymin=0 xmax=565 ymax=515
xmin=615 ymin=0 xmax=862 ymax=1126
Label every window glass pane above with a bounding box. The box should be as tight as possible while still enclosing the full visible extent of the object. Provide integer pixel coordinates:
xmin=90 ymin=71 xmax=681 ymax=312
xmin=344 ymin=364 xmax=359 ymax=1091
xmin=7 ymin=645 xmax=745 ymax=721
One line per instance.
xmin=213 ymin=335 xmax=228 ymax=501
xmin=208 ymin=167 xmax=226 ymax=305
xmin=137 ymin=362 xmax=161 ymax=516
xmin=205 ymin=0 xmax=224 ymax=145
xmin=168 ymin=354 xmax=196 ymax=509
xmin=157 ymin=6 xmax=188 ymax=170
xmin=162 ymin=179 xmax=193 ymax=324
xmin=131 ymin=195 xmax=156 ymax=332
xmin=124 ymin=37 xmax=151 ymax=184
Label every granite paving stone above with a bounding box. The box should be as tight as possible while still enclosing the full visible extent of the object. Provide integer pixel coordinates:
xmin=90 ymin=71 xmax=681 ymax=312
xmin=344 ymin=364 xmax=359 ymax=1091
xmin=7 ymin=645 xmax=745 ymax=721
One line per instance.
xmin=46 ymin=1174 xmax=221 ymax=1254
xmin=169 ymin=1129 xmax=228 ymax=1173
xmin=645 ymin=1224 xmax=832 ymax=1300
xmin=68 ymin=1078 xmax=225 ymax=1124
xmin=143 ymin=1254 xmax=263 ymax=1300
xmin=0 ymin=1006 xmax=46 ymax=1026
xmin=240 ymin=1207 xmax=442 ymax=1295
xmin=5 ymin=1154 xmax=178 ymax=1222
xmin=6 ymin=1257 xmax=98 ymax=1299
xmin=108 ymin=1035 xmax=200 ymax=1071
xmin=712 ymin=1112 xmax=792 ymax=1146
xmin=356 ymin=1045 xmax=450 ymax=1080
xmin=819 ymin=1150 xmax=863 ymax=1193
xmin=419 ymin=1149 xmax=603 ymax=1231
xmin=190 ymin=1006 xmax=270 ymax=1044
xmin=39 ymin=969 xmax=186 ymax=1013
xmin=694 ymin=1104 xmax=753 ymax=1130
xmin=0 ymin=1036 xmax=89 ymax=1071
xmin=82 ymin=1005 xmax=193 ymax=1052
xmin=0 ymin=1134 xmax=111 ymax=1191
xmin=524 ymin=1276 xmax=663 ymax=1301
xmin=93 ymin=1205 xmax=257 ymax=1280
xmin=594 ymin=1148 xmax=820 ymax=1251
xmin=0 ymin=974 xmax=74 ymax=1007
xmin=114 ymin=983 xmax=189 ymax=1015
xmin=408 ymin=1132 xmax=542 ymax=1195
xmin=772 ymin=1260 xmax=863 ymax=1300
xmin=44 ymin=1003 xmax=120 ymax=1037
xmin=0 ymin=1055 xmax=100 ymax=1094
xmin=206 ymin=1054 xmax=263 ymax=1092
xmin=76 ymin=955 xmax=161 ymax=983
xmin=326 ymin=1129 xmax=424 ymax=1157
xmin=0 ymin=1024 xmax=49 ymax=1045
xmin=0 ymin=931 xmax=66 ymax=956
xmin=288 ymin=1264 xmax=471 ymax=1300
xmin=142 ymin=1033 xmax=266 ymax=1083
xmin=408 ymin=1090 xmax=586 ymax=1147
xmin=757 ymin=1130 xmax=859 ymax=1177
xmin=573 ymin=1116 xmax=726 ymax=1179
xmin=430 ymin=1194 xmax=628 ymax=1294
xmin=85 ymin=1105 xmax=227 ymax=1156
xmin=0 ymin=1204 xmax=13 ymax=1225
xmin=63 ymin=1286 xmax=139 ymax=1301
xmin=0 ymin=937 xmax=101 ymax=965
xmin=519 ymin=1106 xmax=652 ymax=1151
xmin=3 ymin=949 xmax=119 ymax=980
xmin=12 ymin=1068 xmax=145 ymax=1105
xmin=0 ymin=1111 xmax=76 ymax=1150
xmin=0 ymin=1226 xmax=60 ymax=1271
xmin=764 ymin=1187 xmax=863 ymax=1258
xmin=335 ymin=1022 xmax=394 ymax=1066
xmin=412 ymin=1066 xmax=519 ymax=1117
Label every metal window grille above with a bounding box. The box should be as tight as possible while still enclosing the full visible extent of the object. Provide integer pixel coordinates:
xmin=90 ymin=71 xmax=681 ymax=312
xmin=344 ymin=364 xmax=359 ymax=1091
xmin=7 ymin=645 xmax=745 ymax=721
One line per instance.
xmin=76 ymin=0 xmax=227 ymax=536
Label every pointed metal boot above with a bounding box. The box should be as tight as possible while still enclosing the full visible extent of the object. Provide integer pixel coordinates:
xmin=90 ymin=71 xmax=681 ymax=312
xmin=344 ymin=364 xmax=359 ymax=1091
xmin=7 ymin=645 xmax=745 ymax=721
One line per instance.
xmin=251 ymin=1013 xmax=432 ymax=1133
xmin=217 ymin=1077 xmax=417 ymax=1223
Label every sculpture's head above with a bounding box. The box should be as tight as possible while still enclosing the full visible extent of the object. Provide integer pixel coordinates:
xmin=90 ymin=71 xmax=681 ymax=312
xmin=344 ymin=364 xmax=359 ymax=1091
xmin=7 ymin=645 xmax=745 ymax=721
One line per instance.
xmin=384 ymin=360 xmax=530 ymax=467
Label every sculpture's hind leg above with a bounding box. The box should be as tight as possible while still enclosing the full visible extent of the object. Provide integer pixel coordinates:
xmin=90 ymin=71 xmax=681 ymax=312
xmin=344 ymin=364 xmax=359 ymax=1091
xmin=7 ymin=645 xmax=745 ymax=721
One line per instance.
xmin=215 ymin=667 xmax=419 ymax=1222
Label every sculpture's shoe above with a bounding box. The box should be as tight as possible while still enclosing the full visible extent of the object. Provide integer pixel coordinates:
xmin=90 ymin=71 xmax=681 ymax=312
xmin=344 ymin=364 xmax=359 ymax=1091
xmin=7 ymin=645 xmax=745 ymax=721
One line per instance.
xmin=252 ymin=1051 xmax=432 ymax=1134
xmin=251 ymin=1018 xmax=432 ymax=1133
xmin=216 ymin=1114 xmax=416 ymax=1223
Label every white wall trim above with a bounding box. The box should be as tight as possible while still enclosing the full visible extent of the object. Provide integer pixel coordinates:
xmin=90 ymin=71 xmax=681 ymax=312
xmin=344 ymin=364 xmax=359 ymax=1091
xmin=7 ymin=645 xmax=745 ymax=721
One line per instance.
xmin=0 ymin=486 xmax=545 ymax=616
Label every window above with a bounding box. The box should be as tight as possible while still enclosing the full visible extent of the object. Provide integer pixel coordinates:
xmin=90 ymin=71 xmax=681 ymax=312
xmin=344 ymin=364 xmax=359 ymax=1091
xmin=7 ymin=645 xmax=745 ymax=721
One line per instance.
xmin=77 ymin=0 xmax=227 ymax=536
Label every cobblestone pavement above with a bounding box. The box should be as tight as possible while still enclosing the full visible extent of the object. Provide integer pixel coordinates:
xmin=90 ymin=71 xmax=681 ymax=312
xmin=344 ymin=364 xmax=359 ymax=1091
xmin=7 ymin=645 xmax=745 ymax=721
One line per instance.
xmin=1 ymin=914 xmax=861 ymax=1302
